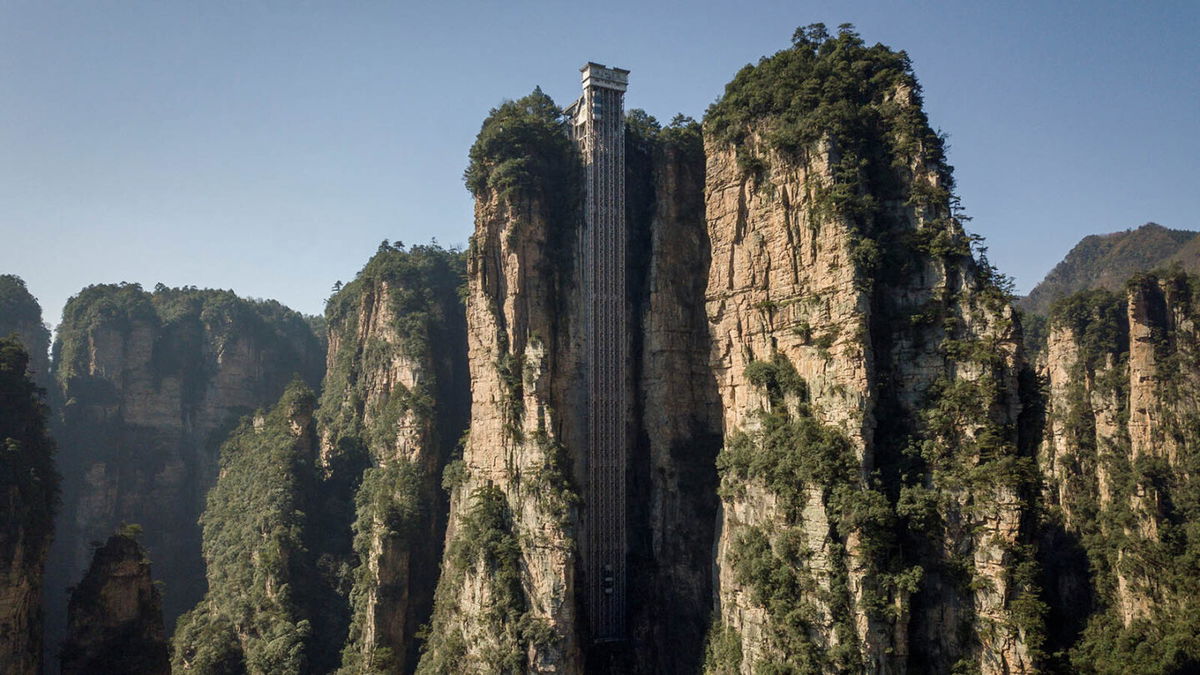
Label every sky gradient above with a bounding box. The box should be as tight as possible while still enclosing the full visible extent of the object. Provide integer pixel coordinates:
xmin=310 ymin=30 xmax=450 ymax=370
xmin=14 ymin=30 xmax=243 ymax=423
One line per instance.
xmin=2 ymin=0 xmax=1197 ymax=327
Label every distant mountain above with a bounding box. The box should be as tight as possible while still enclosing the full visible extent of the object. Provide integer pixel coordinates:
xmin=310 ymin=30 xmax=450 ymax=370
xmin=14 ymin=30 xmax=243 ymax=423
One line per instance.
xmin=1022 ymin=222 xmax=1200 ymax=314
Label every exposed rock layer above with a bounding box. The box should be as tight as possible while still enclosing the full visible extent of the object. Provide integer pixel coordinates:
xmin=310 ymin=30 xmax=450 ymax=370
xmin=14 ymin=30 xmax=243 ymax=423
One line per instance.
xmin=61 ymin=532 xmax=168 ymax=675
xmin=47 ymin=284 xmax=324 ymax=662
xmin=422 ymin=32 xmax=1044 ymax=675
xmin=319 ymin=245 xmax=469 ymax=673
xmin=1038 ymin=272 xmax=1200 ymax=673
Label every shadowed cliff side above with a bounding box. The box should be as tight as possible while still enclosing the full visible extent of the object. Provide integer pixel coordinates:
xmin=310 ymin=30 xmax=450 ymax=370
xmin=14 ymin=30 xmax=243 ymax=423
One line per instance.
xmin=1037 ymin=270 xmax=1200 ymax=673
xmin=318 ymin=243 xmax=469 ymax=673
xmin=621 ymin=112 xmax=723 ymax=674
xmin=0 ymin=275 xmax=52 ymax=390
xmin=0 ymin=337 xmax=59 ymax=675
xmin=61 ymin=529 xmax=168 ymax=675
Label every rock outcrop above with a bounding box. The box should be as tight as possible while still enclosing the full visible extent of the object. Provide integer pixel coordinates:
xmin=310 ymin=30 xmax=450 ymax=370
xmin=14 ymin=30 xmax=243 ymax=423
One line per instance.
xmin=419 ymin=95 xmax=720 ymax=675
xmin=171 ymin=381 xmax=323 ymax=674
xmin=319 ymin=244 xmax=469 ymax=673
xmin=1037 ymin=271 xmax=1200 ymax=673
xmin=60 ymin=530 xmax=168 ymax=675
xmin=0 ymin=275 xmax=52 ymax=388
xmin=420 ymin=28 xmax=1046 ymax=675
xmin=700 ymin=28 xmax=1038 ymax=674
xmin=0 ymin=337 xmax=59 ymax=675
xmin=46 ymin=284 xmax=324 ymax=660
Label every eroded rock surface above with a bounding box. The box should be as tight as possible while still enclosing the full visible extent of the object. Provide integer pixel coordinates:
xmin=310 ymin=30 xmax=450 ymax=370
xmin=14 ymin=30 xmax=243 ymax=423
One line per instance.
xmin=61 ymin=532 xmax=168 ymax=675
xmin=46 ymin=284 xmax=324 ymax=659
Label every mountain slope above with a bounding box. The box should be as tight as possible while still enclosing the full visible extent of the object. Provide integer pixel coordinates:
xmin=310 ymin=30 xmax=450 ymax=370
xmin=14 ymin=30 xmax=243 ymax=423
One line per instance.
xmin=1023 ymin=223 xmax=1200 ymax=314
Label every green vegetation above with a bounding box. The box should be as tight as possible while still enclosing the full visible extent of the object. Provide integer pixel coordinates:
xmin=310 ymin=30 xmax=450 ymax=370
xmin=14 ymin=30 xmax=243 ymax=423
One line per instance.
xmin=701 ymin=22 xmax=1013 ymax=313
xmin=319 ymin=242 xmax=465 ymax=448
xmin=171 ymin=381 xmax=321 ymax=674
xmin=712 ymin=354 xmax=895 ymax=672
xmin=54 ymin=282 xmax=323 ymax=398
xmin=0 ymin=274 xmax=46 ymax=329
xmin=0 ymin=274 xmax=51 ymax=379
xmin=417 ymin=486 xmax=553 ymax=674
xmin=702 ymin=617 xmax=743 ymax=675
xmin=464 ymin=90 xmax=582 ymax=416
xmin=338 ymin=459 xmax=424 ymax=674
xmin=706 ymin=23 xmax=952 ymax=212
xmin=626 ymin=109 xmax=704 ymax=160
xmin=1049 ymin=289 xmax=1128 ymax=370
xmin=48 ymin=281 xmax=325 ymax=655
xmin=61 ymin=529 xmax=169 ymax=675
xmin=0 ymin=336 xmax=59 ymax=565
xmin=317 ymin=241 xmax=469 ymax=671
xmin=1024 ymin=223 xmax=1200 ymax=316
xmin=701 ymin=25 xmax=1043 ymax=671
xmin=464 ymin=87 xmax=581 ymax=207
xmin=1040 ymin=273 xmax=1200 ymax=673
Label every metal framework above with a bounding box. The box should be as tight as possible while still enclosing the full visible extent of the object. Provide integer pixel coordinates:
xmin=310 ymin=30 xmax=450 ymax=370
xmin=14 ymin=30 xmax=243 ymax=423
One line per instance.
xmin=567 ymin=62 xmax=628 ymax=643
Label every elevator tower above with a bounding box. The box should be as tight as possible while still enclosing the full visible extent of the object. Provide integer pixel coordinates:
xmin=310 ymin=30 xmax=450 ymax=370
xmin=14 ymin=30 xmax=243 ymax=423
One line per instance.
xmin=566 ymin=62 xmax=628 ymax=642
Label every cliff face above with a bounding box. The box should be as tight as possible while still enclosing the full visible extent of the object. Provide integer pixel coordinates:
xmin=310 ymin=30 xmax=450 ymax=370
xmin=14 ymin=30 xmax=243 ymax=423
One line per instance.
xmin=420 ymin=92 xmax=586 ymax=673
xmin=625 ymin=120 xmax=723 ymax=674
xmin=0 ymin=275 xmax=52 ymax=388
xmin=700 ymin=31 xmax=1039 ymax=674
xmin=318 ymin=244 xmax=469 ymax=673
xmin=1038 ymin=272 xmax=1200 ymax=673
xmin=0 ymin=337 xmax=59 ymax=675
xmin=171 ymin=381 xmax=322 ymax=674
xmin=419 ymin=94 xmax=721 ymax=675
xmin=46 ymin=284 xmax=324 ymax=659
xmin=61 ymin=531 xmax=168 ymax=675
xmin=422 ymin=29 xmax=1045 ymax=675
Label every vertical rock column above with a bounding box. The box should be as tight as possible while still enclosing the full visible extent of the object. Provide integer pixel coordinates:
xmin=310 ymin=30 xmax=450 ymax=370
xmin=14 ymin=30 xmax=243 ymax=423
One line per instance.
xmin=701 ymin=30 xmax=1037 ymax=674
xmin=61 ymin=532 xmax=169 ymax=675
xmin=320 ymin=245 xmax=469 ymax=673
xmin=419 ymin=90 xmax=585 ymax=674
xmin=0 ymin=337 xmax=58 ymax=675
xmin=628 ymin=127 xmax=723 ymax=674
xmin=1037 ymin=273 xmax=1200 ymax=669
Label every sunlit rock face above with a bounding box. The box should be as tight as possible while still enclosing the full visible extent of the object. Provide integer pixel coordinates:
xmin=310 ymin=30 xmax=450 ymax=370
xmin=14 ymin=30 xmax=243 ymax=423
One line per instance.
xmin=1037 ymin=272 xmax=1200 ymax=672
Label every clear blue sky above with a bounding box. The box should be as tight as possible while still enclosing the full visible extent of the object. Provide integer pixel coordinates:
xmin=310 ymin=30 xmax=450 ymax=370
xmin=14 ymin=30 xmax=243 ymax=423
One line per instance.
xmin=2 ymin=1 xmax=1197 ymax=327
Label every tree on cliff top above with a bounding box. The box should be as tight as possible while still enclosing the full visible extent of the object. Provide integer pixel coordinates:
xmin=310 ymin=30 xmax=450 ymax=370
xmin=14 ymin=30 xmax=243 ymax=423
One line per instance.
xmin=463 ymin=87 xmax=580 ymax=203
xmin=705 ymin=22 xmax=952 ymax=192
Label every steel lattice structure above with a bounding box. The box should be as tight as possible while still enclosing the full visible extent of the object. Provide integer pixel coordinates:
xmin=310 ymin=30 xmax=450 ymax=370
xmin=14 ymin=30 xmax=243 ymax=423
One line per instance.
xmin=567 ymin=62 xmax=628 ymax=643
